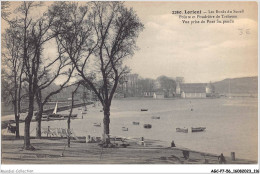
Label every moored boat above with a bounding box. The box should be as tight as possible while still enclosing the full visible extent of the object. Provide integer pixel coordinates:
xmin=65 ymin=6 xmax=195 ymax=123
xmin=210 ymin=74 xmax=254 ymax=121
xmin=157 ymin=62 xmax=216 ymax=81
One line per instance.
xmin=191 ymin=127 xmax=206 ymax=132
xmin=48 ymin=102 xmax=63 ymax=118
xmin=93 ymin=123 xmax=101 ymax=127
xmin=133 ymin=121 xmax=140 ymax=125
xmin=42 ymin=114 xmax=48 ymax=119
xmin=143 ymin=124 xmax=152 ymax=129
xmin=48 ymin=113 xmax=63 ymax=118
xmin=63 ymin=114 xmax=78 ymax=118
xmin=176 ymin=128 xmax=188 ymax=133
xmin=151 ymin=116 xmax=160 ymax=119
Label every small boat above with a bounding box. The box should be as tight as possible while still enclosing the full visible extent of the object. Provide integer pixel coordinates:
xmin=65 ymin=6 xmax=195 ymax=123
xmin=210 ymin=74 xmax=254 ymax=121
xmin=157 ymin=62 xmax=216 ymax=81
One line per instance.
xmin=132 ymin=121 xmax=140 ymax=125
xmin=122 ymin=127 xmax=128 ymax=131
xmin=144 ymin=124 xmax=152 ymax=129
xmin=48 ymin=114 xmax=63 ymax=118
xmin=191 ymin=127 xmax=206 ymax=132
xmin=7 ymin=123 xmax=16 ymax=134
xmin=42 ymin=114 xmax=48 ymax=119
xmin=141 ymin=109 xmax=148 ymax=111
xmin=63 ymin=114 xmax=78 ymax=118
xmin=176 ymin=128 xmax=188 ymax=133
xmin=110 ymin=137 xmax=124 ymax=141
xmin=48 ymin=102 xmax=63 ymax=118
xmin=151 ymin=116 xmax=160 ymax=119
xmin=93 ymin=123 xmax=101 ymax=127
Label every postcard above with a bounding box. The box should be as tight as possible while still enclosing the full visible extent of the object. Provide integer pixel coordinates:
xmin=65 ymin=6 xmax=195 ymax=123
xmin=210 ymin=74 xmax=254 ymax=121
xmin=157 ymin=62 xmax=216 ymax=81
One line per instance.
xmin=1 ymin=1 xmax=258 ymax=173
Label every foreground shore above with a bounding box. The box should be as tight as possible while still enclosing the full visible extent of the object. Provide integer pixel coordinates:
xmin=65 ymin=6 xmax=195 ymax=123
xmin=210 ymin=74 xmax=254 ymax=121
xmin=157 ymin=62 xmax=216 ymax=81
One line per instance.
xmin=1 ymin=135 xmax=256 ymax=164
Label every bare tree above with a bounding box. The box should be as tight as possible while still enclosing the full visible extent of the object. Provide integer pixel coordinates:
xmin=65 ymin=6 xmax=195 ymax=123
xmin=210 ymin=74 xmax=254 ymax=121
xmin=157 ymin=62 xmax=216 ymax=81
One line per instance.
xmin=2 ymin=26 xmax=24 ymax=139
xmin=20 ymin=2 xmax=42 ymax=149
xmin=1 ymin=1 xmax=11 ymax=22
xmin=35 ymin=55 xmax=75 ymax=138
xmin=137 ymin=78 xmax=155 ymax=96
xmin=15 ymin=1 xmax=60 ymax=149
xmin=67 ymin=81 xmax=81 ymax=148
xmin=51 ymin=2 xmax=143 ymax=144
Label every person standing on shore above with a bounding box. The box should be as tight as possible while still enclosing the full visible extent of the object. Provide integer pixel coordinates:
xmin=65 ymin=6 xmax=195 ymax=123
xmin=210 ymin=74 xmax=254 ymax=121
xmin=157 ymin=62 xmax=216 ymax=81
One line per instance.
xmin=218 ymin=153 xmax=226 ymax=164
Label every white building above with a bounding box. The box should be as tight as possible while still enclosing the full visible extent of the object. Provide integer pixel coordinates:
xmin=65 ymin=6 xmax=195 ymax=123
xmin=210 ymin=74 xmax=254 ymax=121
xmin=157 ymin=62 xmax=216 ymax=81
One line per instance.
xmin=153 ymin=91 xmax=165 ymax=99
xmin=176 ymin=83 xmax=213 ymax=98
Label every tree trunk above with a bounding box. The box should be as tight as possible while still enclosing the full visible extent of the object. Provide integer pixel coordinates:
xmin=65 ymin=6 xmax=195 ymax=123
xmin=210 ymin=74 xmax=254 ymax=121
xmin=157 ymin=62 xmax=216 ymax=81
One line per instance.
xmin=14 ymin=79 xmax=20 ymax=139
xmin=15 ymin=113 xmax=20 ymax=139
xmin=24 ymin=112 xmax=35 ymax=150
xmin=68 ymin=93 xmax=74 ymax=148
xmin=67 ymin=118 xmax=71 ymax=148
xmin=23 ymin=88 xmax=35 ymax=150
xmin=24 ymin=119 xmax=31 ymax=149
xmin=36 ymin=105 xmax=43 ymax=138
xmin=67 ymin=83 xmax=80 ymax=148
xmin=103 ymin=105 xmax=110 ymax=144
xmin=36 ymin=90 xmax=43 ymax=139
xmin=13 ymin=100 xmax=20 ymax=139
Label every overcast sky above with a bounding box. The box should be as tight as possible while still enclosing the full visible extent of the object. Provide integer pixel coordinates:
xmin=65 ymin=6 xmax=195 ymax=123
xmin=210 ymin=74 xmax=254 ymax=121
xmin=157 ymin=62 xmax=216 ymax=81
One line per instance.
xmin=2 ymin=1 xmax=258 ymax=83
xmin=124 ymin=1 xmax=258 ymax=83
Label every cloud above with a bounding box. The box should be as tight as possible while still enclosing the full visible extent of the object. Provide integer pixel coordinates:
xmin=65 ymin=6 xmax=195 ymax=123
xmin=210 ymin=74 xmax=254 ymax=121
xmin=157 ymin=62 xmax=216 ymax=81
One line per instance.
xmin=128 ymin=11 xmax=258 ymax=82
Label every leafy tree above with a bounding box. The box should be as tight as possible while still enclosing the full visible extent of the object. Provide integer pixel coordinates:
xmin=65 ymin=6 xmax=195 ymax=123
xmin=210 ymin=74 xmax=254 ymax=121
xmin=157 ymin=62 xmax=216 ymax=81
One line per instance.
xmin=138 ymin=78 xmax=155 ymax=94
xmin=156 ymin=76 xmax=176 ymax=97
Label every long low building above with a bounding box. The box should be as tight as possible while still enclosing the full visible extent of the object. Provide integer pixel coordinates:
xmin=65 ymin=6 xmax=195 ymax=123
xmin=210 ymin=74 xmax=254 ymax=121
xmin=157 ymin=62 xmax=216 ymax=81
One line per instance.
xmin=176 ymin=83 xmax=213 ymax=98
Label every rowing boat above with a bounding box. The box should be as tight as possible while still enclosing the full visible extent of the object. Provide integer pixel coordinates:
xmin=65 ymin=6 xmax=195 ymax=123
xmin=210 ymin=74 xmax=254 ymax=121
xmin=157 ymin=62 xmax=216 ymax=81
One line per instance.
xmin=176 ymin=128 xmax=188 ymax=133
xmin=191 ymin=127 xmax=206 ymax=132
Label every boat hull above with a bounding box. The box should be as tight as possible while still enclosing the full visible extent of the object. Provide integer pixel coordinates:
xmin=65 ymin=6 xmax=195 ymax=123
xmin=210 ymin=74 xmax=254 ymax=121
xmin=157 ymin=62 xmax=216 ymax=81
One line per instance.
xmin=48 ymin=114 xmax=63 ymax=118
xmin=133 ymin=122 xmax=140 ymax=125
xmin=151 ymin=116 xmax=160 ymax=119
xmin=144 ymin=124 xmax=152 ymax=129
xmin=191 ymin=127 xmax=206 ymax=132
xmin=63 ymin=114 xmax=78 ymax=118
xmin=93 ymin=123 xmax=101 ymax=127
xmin=176 ymin=128 xmax=188 ymax=133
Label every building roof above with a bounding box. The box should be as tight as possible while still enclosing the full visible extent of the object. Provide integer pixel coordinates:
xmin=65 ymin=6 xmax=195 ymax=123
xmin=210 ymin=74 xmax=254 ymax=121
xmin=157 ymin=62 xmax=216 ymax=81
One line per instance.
xmin=180 ymin=83 xmax=207 ymax=93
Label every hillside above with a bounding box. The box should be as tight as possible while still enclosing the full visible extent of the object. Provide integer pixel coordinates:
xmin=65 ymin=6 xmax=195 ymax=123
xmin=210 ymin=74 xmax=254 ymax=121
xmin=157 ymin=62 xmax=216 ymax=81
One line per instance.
xmin=213 ymin=76 xmax=258 ymax=94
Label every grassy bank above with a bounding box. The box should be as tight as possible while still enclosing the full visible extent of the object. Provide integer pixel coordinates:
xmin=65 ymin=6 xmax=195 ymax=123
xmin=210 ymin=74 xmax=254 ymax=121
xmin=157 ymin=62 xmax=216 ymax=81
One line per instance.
xmin=1 ymin=135 xmax=256 ymax=164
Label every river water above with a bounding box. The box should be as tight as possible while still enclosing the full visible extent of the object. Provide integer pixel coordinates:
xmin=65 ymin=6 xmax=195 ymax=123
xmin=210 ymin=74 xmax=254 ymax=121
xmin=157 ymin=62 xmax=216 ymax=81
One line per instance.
xmin=16 ymin=97 xmax=258 ymax=161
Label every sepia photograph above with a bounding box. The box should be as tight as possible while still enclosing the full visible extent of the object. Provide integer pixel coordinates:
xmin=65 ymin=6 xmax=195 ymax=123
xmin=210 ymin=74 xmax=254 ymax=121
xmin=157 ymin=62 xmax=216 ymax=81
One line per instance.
xmin=1 ymin=1 xmax=258 ymax=173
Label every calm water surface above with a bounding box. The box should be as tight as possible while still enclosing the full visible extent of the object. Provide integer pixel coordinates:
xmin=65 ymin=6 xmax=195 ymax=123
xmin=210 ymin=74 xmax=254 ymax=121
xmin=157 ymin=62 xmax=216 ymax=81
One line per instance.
xmin=21 ymin=97 xmax=258 ymax=161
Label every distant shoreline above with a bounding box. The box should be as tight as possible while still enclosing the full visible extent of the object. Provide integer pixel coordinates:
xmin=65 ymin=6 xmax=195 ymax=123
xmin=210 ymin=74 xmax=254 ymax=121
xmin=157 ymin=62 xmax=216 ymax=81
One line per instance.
xmin=114 ymin=94 xmax=258 ymax=100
